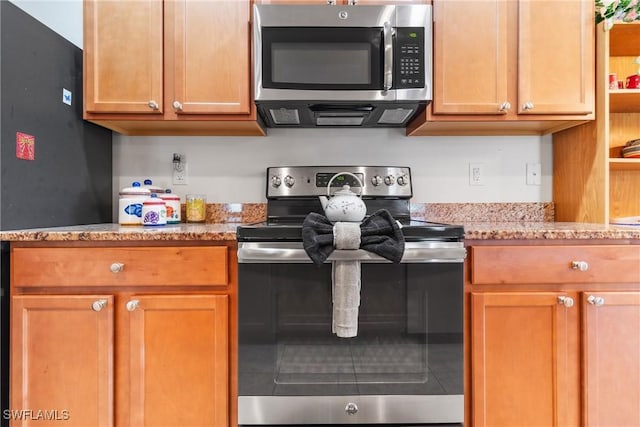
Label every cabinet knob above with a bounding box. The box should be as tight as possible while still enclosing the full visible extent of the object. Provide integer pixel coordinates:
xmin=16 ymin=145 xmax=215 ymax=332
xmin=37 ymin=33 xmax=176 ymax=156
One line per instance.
xmin=347 ymin=0 xmax=357 ymax=4
xmin=126 ymin=299 xmax=140 ymax=312
xmin=110 ymin=262 xmax=124 ymax=273
xmin=148 ymin=100 xmax=159 ymax=110
xmin=499 ymin=102 xmax=511 ymax=112
xmin=587 ymin=295 xmax=605 ymax=306
xmin=326 ymin=0 xmax=336 ymax=4
xmin=522 ymin=101 xmax=534 ymax=111
xmin=172 ymin=101 xmax=183 ymax=111
xmin=570 ymin=260 xmax=589 ymax=271
xmin=92 ymin=299 xmax=108 ymax=312
xmin=558 ymin=296 xmax=574 ymax=308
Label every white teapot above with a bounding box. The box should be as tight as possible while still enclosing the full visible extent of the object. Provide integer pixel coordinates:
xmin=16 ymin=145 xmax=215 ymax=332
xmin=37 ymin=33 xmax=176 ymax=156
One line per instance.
xmin=318 ymin=172 xmax=367 ymax=223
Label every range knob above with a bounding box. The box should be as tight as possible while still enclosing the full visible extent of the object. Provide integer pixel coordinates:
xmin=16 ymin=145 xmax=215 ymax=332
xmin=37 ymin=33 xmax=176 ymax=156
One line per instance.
xmin=384 ymin=175 xmax=395 ymax=186
xmin=271 ymin=176 xmax=282 ymax=188
xmin=283 ymin=175 xmax=295 ymax=188
xmin=371 ymin=175 xmax=383 ymax=186
xmin=397 ymin=174 xmax=409 ymax=186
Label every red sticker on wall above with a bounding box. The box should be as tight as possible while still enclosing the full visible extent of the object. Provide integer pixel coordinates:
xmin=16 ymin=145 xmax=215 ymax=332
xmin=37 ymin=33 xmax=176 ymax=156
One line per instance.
xmin=16 ymin=132 xmax=35 ymax=160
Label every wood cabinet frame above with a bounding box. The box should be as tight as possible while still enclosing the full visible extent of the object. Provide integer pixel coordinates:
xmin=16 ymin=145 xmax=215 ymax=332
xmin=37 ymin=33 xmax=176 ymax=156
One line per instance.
xmin=9 ymin=240 xmax=238 ymax=427
xmin=465 ymin=240 xmax=640 ymax=427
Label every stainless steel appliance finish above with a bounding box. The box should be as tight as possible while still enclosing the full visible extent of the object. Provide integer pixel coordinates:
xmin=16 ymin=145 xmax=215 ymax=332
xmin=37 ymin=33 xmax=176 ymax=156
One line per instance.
xmin=239 ymin=395 xmax=463 ymax=425
xmin=267 ymin=166 xmax=412 ymax=198
xmin=253 ymin=4 xmax=432 ymax=127
xmin=237 ymin=166 xmax=464 ymax=426
xmin=238 ymin=241 xmax=466 ymax=264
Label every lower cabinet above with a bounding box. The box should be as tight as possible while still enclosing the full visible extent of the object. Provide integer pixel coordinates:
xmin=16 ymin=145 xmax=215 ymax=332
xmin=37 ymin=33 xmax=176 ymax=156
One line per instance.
xmin=471 ymin=291 xmax=576 ymax=427
xmin=582 ymin=292 xmax=640 ymax=427
xmin=9 ymin=243 xmax=236 ymax=427
xmin=468 ymin=244 xmax=640 ymax=427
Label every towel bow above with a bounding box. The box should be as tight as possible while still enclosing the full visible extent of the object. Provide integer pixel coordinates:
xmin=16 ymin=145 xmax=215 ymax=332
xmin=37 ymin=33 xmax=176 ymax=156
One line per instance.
xmin=302 ymin=209 xmax=405 ymax=264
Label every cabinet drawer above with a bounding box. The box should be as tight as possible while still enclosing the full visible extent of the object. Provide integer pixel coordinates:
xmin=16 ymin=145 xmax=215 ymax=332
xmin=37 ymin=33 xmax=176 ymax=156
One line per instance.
xmin=12 ymin=246 xmax=228 ymax=287
xmin=471 ymin=245 xmax=640 ymax=284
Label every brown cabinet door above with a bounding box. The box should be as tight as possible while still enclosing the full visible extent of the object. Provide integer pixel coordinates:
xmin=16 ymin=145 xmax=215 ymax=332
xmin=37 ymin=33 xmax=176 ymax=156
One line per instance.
xmin=432 ymin=0 xmax=593 ymax=117
xmin=432 ymin=0 xmax=508 ymax=115
xmin=168 ymin=0 xmax=251 ymax=115
xmin=127 ymin=294 xmax=229 ymax=427
xmin=583 ymin=292 xmax=640 ymax=427
xmin=11 ymin=295 xmax=114 ymax=427
xmin=517 ymin=0 xmax=594 ymax=115
xmin=84 ymin=0 xmax=164 ymax=114
xmin=471 ymin=292 xmax=574 ymax=427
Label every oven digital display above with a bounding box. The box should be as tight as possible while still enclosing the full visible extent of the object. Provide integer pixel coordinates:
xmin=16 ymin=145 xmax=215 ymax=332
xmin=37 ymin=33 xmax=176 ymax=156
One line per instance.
xmin=316 ymin=173 xmax=364 ymax=188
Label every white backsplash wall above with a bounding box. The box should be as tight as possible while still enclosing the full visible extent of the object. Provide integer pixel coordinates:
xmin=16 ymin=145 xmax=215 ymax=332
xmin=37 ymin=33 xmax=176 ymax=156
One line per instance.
xmin=114 ymin=129 xmax=552 ymax=206
xmin=11 ymin=0 xmax=554 ymax=209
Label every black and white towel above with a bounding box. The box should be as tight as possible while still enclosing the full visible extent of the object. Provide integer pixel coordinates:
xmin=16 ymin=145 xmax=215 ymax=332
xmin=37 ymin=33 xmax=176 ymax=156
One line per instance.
xmin=302 ymin=209 xmax=405 ymax=337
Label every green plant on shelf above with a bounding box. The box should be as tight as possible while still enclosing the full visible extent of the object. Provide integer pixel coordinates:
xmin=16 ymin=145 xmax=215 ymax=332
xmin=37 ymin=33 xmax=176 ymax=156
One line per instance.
xmin=596 ymin=0 xmax=640 ymax=30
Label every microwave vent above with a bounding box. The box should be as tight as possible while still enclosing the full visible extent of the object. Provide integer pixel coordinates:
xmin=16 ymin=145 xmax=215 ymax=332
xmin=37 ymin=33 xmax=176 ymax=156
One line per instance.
xmin=269 ymin=108 xmax=300 ymax=125
xmin=378 ymin=108 xmax=415 ymax=125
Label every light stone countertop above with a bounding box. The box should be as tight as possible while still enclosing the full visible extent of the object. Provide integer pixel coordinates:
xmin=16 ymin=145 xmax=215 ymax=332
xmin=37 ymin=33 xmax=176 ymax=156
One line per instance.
xmin=1 ymin=221 xmax=640 ymax=242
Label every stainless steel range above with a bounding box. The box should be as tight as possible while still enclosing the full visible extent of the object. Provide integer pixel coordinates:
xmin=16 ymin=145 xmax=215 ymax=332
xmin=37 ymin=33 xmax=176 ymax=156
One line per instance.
xmin=236 ymin=166 xmax=465 ymax=426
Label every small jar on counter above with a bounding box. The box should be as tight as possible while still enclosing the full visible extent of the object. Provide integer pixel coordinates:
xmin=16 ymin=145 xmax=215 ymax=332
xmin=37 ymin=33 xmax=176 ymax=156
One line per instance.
xmin=141 ymin=194 xmax=167 ymax=226
xmin=186 ymin=194 xmax=206 ymax=223
xmin=160 ymin=191 xmax=181 ymax=224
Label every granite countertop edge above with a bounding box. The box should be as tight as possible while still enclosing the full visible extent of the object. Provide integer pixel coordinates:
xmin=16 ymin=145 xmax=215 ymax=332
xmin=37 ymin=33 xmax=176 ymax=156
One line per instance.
xmin=2 ymin=222 xmax=640 ymax=242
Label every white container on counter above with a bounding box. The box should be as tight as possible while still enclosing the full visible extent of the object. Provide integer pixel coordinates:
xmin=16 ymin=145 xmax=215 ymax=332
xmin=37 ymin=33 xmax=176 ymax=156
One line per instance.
xmin=118 ymin=182 xmax=151 ymax=225
xmin=160 ymin=192 xmax=181 ymax=224
xmin=141 ymin=194 xmax=167 ymax=226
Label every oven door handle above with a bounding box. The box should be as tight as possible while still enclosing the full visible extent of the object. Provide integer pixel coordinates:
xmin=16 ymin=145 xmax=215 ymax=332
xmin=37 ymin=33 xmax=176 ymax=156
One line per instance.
xmin=238 ymin=244 xmax=466 ymax=263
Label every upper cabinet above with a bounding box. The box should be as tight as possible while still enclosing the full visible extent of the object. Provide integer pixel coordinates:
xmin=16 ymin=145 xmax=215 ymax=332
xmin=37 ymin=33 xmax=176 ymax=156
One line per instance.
xmin=408 ymin=0 xmax=595 ymax=136
xmin=83 ymin=0 xmax=265 ymax=136
xmin=554 ymin=22 xmax=640 ymax=224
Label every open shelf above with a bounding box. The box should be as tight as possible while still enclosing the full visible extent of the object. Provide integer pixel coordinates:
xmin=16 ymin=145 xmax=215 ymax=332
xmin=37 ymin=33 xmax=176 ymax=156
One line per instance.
xmin=609 ymin=22 xmax=640 ymax=56
xmin=609 ymin=89 xmax=640 ymax=113
xmin=609 ymin=158 xmax=640 ymax=171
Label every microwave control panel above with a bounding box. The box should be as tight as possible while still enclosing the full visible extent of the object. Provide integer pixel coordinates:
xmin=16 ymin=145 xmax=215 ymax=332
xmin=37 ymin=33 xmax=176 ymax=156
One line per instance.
xmin=394 ymin=27 xmax=425 ymax=89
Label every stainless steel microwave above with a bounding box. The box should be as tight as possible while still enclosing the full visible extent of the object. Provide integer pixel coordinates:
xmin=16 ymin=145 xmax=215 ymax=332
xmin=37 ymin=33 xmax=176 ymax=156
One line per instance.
xmin=253 ymin=4 xmax=432 ymax=128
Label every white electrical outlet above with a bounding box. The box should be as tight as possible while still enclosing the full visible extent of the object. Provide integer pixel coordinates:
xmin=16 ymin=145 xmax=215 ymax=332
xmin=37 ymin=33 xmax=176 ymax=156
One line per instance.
xmin=526 ymin=163 xmax=541 ymax=186
xmin=172 ymin=153 xmax=188 ymax=185
xmin=469 ymin=163 xmax=485 ymax=186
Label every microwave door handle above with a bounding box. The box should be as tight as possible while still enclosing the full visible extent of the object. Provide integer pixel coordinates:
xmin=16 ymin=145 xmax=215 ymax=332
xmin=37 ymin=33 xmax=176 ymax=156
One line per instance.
xmin=383 ymin=21 xmax=393 ymax=92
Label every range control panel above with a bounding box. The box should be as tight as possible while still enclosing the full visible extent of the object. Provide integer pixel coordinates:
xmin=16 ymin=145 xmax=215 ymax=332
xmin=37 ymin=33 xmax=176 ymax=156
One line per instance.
xmin=267 ymin=166 xmax=412 ymax=199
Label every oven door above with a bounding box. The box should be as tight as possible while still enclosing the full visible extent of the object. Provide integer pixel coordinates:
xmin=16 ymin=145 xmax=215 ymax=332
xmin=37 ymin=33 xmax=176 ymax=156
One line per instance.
xmin=238 ymin=242 xmax=464 ymax=425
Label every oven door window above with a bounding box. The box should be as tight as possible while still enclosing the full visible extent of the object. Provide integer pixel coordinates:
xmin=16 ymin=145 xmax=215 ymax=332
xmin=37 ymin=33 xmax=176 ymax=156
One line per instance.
xmin=261 ymin=27 xmax=384 ymax=90
xmin=239 ymin=263 xmax=463 ymax=397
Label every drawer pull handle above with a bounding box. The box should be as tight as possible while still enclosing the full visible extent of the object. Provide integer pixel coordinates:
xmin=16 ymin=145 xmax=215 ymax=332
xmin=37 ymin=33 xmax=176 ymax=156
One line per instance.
xmin=570 ymin=261 xmax=589 ymax=271
xmin=92 ymin=299 xmax=108 ymax=312
xmin=126 ymin=299 xmax=140 ymax=312
xmin=558 ymin=296 xmax=574 ymax=308
xmin=587 ymin=295 xmax=605 ymax=306
xmin=110 ymin=263 xmax=124 ymax=273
